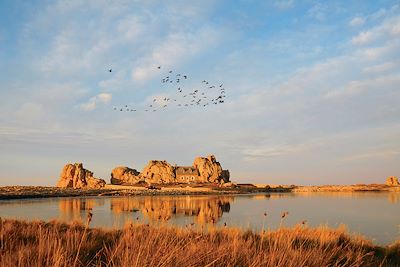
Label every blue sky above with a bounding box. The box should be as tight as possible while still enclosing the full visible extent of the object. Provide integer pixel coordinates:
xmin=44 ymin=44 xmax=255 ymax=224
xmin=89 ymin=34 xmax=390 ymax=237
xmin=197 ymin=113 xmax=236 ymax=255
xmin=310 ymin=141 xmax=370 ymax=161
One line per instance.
xmin=1 ymin=0 xmax=399 ymax=186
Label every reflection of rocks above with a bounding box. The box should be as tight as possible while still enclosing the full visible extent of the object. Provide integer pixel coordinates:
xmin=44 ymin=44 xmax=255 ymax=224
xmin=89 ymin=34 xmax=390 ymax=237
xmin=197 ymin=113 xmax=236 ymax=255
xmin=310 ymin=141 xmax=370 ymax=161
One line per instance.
xmin=388 ymin=192 xmax=400 ymax=204
xmin=110 ymin=196 xmax=233 ymax=224
xmin=111 ymin=166 xmax=141 ymax=185
xmin=111 ymin=155 xmax=230 ymax=185
xmin=58 ymin=198 xmax=98 ymax=221
xmin=386 ymin=176 xmax=400 ymax=186
xmin=111 ymin=198 xmax=140 ymax=214
xmin=56 ymin=163 xmax=106 ymax=189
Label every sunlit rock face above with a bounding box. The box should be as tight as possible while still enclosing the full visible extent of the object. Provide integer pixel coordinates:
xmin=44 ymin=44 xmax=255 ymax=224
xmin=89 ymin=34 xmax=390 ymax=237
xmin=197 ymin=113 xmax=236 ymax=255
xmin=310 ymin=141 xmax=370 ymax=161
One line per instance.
xmin=140 ymin=160 xmax=176 ymax=183
xmin=386 ymin=176 xmax=399 ymax=186
xmin=110 ymin=155 xmax=230 ymax=185
xmin=193 ymin=155 xmax=230 ymax=183
xmin=111 ymin=166 xmax=141 ymax=185
xmin=56 ymin=163 xmax=106 ymax=189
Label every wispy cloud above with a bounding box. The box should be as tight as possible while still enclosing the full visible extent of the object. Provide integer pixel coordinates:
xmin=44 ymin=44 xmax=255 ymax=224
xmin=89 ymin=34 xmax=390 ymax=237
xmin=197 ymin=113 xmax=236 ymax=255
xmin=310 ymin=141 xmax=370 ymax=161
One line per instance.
xmin=343 ymin=150 xmax=400 ymax=161
xmin=241 ymin=143 xmax=305 ymax=161
xmin=81 ymin=93 xmax=112 ymax=111
xmin=132 ymin=26 xmax=221 ymax=82
xmin=350 ymin=16 xmax=365 ymax=27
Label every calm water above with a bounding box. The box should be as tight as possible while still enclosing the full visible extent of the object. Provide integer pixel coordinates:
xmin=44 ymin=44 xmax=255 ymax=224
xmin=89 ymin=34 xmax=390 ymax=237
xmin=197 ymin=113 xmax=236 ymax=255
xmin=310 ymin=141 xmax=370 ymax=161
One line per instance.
xmin=0 ymin=192 xmax=399 ymax=245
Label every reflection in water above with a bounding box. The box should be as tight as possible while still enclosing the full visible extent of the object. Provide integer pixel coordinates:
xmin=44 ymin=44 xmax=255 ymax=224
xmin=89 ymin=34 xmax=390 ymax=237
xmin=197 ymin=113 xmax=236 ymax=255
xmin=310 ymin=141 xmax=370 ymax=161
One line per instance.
xmin=388 ymin=193 xmax=400 ymax=204
xmin=1 ymin=192 xmax=399 ymax=245
xmin=110 ymin=196 xmax=232 ymax=224
xmin=58 ymin=198 xmax=104 ymax=222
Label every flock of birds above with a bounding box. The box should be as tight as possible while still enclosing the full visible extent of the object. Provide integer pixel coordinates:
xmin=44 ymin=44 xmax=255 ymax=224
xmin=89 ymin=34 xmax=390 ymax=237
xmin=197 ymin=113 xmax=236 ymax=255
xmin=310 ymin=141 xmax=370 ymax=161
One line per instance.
xmin=112 ymin=66 xmax=226 ymax=113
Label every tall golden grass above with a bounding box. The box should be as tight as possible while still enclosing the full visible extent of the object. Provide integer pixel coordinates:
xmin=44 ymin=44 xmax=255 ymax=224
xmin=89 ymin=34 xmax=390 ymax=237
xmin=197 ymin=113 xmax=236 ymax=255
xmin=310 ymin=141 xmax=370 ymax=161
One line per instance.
xmin=0 ymin=216 xmax=399 ymax=267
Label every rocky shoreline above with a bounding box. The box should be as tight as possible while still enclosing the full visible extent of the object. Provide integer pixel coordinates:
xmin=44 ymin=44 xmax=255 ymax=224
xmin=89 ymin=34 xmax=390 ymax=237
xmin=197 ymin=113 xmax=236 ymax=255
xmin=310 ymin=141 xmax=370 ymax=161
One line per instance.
xmin=0 ymin=185 xmax=256 ymax=200
xmin=0 ymin=183 xmax=399 ymax=200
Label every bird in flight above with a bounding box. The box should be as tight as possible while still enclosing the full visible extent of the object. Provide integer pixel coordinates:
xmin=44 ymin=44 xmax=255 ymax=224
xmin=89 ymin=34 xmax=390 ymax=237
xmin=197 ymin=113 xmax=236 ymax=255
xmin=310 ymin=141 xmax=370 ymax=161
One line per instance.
xmin=112 ymin=65 xmax=228 ymax=114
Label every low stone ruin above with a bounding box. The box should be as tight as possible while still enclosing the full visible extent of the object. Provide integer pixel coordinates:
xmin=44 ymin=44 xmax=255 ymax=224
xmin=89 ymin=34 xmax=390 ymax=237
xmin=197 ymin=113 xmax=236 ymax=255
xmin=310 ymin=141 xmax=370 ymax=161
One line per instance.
xmin=56 ymin=163 xmax=106 ymax=189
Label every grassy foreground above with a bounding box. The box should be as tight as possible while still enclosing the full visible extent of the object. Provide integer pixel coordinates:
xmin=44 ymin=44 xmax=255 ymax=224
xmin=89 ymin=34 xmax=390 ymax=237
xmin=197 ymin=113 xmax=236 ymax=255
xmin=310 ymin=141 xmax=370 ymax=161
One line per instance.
xmin=0 ymin=218 xmax=399 ymax=267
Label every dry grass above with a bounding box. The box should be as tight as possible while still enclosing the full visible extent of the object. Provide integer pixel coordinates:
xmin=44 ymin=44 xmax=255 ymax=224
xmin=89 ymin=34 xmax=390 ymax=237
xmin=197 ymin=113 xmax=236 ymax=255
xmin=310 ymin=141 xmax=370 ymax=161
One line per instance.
xmin=0 ymin=216 xmax=399 ymax=267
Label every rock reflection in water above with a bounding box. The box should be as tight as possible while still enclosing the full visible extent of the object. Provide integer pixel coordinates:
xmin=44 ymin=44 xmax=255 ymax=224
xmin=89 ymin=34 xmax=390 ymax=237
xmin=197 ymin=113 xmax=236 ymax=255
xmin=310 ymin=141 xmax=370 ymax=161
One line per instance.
xmin=110 ymin=196 xmax=232 ymax=224
xmin=58 ymin=198 xmax=103 ymax=222
xmin=388 ymin=192 xmax=400 ymax=204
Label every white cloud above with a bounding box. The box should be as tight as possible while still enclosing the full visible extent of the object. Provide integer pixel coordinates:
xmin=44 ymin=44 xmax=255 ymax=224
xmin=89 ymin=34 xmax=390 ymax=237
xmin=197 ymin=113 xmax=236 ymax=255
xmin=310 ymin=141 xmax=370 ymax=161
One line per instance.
xmin=350 ymin=17 xmax=365 ymax=27
xmin=352 ymin=31 xmax=374 ymax=45
xmin=132 ymin=26 xmax=221 ymax=82
xmin=307 ymin=3 xmax=327 ymax=21
xmin=274 ymin=0 xmax=294 ymax=10
xmin=97 ymin=92 xmax=112 ymax=103
xmin=363 ymin=61 xmax=397 ymax=73
xmin=324 ymin=74 xmax=400 ymax=99
xmin=370 ymin=8 xmax=387 ymax=20
xmin=362 ymin=39 xmax=400 ymax=60
xmin=81 ymin=92 xmax=112 ymax=111
xmin=116 ymin=15 xmax=145 ymax=41
xmin=352 ymin=15 xmax=400 ymax=45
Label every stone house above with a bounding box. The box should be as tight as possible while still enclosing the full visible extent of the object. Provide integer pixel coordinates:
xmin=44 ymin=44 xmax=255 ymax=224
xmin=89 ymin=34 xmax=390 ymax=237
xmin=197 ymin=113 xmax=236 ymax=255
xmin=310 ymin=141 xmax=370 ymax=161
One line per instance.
xmin=175 ymin=166 xmax=200 ymax=183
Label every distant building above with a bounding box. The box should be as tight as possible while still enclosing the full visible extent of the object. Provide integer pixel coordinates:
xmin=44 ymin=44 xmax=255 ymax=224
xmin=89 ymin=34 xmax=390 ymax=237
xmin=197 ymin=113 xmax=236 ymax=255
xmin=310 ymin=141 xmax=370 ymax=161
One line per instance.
xmin=175 ymin=166 xmax=200 ymax=183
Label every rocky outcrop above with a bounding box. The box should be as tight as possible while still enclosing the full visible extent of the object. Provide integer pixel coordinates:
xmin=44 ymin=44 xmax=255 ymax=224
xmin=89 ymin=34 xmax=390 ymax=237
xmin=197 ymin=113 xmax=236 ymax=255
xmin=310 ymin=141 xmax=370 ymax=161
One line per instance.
xmin=193 ymin=155 xmax=228 ymax=183
xmin=386 ymin=176 xmax=399 ymax=186
xmin=111 ymin=166 xmax=141 ymax=185
xmin=56 ymin=163 xmax=106 ymax=189
xmin=109 ymin=155 xmax=230 ymax=185
xmin=140 ymin=160 xmax=176 ymax=183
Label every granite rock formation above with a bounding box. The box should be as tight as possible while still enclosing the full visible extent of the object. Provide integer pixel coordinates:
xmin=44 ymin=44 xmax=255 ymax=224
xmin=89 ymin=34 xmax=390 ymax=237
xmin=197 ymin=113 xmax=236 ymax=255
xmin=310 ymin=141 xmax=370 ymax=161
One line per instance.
xmin=110 ymin=155 xmax=230 ymax=185
xmin=193 ymin=155 xmax=229 ymax=183
xmin=386 ymin=176 xmax=399 ymax=186
xmin=56 ymin=163 xmax=106 ymax=189
xmin=111 ymin=166 xmax=141 ymax=185
xmin=140 ymin=160 xmax=176 ymax=183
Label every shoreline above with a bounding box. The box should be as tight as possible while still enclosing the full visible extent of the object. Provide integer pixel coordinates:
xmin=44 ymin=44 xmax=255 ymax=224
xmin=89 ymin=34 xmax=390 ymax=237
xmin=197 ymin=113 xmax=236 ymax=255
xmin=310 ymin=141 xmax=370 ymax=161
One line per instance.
xmin=0 ymin=184 xmax=399 ymax=200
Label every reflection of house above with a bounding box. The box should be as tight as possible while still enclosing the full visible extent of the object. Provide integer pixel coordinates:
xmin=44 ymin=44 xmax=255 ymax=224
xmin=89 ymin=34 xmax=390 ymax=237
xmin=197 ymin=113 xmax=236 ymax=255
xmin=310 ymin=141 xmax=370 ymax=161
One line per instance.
xmin=110 ymin=196 xmax=233 ymax=224
xmin=175 ymin=166 xmax=200 ymax=183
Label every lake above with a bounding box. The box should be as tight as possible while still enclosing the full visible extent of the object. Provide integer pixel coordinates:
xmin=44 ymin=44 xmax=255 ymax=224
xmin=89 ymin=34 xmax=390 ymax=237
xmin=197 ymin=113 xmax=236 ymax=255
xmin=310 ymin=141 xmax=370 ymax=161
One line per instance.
xmin=0 ymin=192 xmax=399 ymax=245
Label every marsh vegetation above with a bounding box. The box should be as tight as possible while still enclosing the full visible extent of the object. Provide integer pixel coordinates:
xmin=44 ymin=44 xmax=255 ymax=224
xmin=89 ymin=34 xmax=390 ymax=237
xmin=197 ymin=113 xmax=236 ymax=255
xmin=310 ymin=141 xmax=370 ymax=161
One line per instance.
xmin=0 ymin=217 xmax=399 ymax=267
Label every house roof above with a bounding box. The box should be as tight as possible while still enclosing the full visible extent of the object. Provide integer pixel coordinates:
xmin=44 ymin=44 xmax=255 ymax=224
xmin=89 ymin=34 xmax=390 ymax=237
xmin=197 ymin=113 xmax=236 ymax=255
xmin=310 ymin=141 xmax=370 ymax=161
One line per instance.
xmin=175 ymin=166 xmax=199 ymax=175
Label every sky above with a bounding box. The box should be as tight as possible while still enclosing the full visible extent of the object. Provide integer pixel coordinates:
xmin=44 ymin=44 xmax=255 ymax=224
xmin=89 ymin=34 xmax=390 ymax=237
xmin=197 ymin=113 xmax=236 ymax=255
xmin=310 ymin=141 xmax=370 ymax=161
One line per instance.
xmin=0 ymin=0 xmax=399 ymax=186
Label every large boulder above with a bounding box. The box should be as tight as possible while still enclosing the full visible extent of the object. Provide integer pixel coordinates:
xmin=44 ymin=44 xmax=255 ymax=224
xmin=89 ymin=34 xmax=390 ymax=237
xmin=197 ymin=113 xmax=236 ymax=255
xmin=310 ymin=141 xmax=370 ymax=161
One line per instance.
xmin=56 ymin=163 xmax=106 ymax=189
xmin=193 ymin=155 xmax=228 ymax=183
xmin=140 ymin=160 xmax=175 ymax=183
xmin=111 ymin=166 xmax=141 ymax=185
xmin=386 ymin=176 xmax=399 ymax=186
